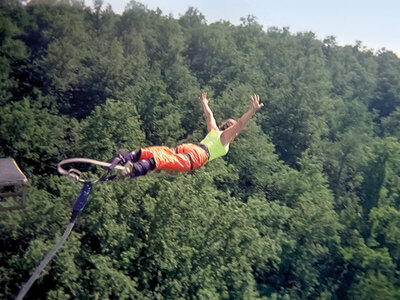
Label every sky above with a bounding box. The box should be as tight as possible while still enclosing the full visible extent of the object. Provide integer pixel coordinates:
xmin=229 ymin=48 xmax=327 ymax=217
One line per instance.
xmin=99 ymin=0 xmax=400 ymax=56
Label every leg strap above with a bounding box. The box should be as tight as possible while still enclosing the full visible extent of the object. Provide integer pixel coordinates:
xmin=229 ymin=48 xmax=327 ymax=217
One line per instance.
xmin=130 ymin=158 xmax=156 ymax=178
xmin=120 ymin=149 xmax=141 ymax=164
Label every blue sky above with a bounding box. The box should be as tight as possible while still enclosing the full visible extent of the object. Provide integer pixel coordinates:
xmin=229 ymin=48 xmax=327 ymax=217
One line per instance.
xmin=100 ymin=0 xmax=400 ymax=56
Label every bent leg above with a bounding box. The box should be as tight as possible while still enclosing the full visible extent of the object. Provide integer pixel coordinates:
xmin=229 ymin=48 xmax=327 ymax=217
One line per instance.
xmin=140 ymin=146 xmax=192 ymax=172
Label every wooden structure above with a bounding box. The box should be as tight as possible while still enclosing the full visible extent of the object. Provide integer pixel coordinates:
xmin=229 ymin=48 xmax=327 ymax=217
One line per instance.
xmin=0 ymin=157 xmax=28 ymax=211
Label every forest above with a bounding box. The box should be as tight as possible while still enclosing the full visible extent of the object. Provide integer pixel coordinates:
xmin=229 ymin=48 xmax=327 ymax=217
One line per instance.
xmin=1 ymin=0 xmax=400 ymax=299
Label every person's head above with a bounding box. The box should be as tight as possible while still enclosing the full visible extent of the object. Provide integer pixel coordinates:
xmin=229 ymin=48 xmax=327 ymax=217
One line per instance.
xmin=219 ymin=118 xmax=237 ymax=131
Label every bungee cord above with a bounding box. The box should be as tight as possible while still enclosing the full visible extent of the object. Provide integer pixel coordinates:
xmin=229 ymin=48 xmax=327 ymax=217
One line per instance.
xmin=57 ymin=157 xmax=125 ymax=182
xmin=16 ymin=222 xmax=75 ymax=300
xmin=16 ymin=156 xmax=123 ymax=299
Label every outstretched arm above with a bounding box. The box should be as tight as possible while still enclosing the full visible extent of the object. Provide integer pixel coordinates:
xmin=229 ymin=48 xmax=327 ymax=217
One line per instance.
xmin=200 ymin=92 xmax=218 ymax=132
xmin=220 ymin=94 xmax=263 ymax=146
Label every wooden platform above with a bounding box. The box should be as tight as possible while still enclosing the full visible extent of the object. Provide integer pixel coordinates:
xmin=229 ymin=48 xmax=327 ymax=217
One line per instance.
xmin=0 ymin=157 xmax=28 ymax=211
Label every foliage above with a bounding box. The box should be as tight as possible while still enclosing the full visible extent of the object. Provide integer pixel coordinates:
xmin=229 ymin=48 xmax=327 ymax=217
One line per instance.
xmin=1 ymin=1 xmax=400 ymax=299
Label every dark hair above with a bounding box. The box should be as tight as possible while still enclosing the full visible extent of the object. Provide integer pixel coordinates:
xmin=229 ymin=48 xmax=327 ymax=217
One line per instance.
xmin=219 ymin=119 xmax=237 ymax=131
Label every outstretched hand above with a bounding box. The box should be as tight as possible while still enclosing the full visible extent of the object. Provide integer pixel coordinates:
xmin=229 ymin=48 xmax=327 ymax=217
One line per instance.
xmin=250 ymin=94 xmax=263 ymax=112
xmin=199 ymin=91 xmax=209 ymax=105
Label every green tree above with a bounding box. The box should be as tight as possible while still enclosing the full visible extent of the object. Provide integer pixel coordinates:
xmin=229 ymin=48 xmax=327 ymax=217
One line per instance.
xmin=260 ymin=31 xmax=333 ymax=167
xmin=180 ymin=10 xmax=239 ymax=95
xmin=342 ymin=237 xmax=399 ymax=300
xmin=361 ymin=138 xmax=400 ymax=213
xmin=370 ymin=51 xmax=400 ymax=119
xmin=0 ymin=7 xmax=28 ymax=105
xmin=323 ymin=38 xmax=377 ymax=104
xmin=278 ymin=154 xmax=341 ymax=298
xmin=348 ymin=271 xmax=400 ymax=300
xmin=381 ymin=107 xmax=400 ymax=139
xmin=0 ymin=96 xmax=76 ymax=175
xmin=79 ymin=99 xmax=145 ymax=161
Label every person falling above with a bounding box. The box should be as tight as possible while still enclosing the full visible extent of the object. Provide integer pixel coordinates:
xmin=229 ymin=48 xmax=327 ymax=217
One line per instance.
xmin=121 ymin=92 xmax=263 ymax=178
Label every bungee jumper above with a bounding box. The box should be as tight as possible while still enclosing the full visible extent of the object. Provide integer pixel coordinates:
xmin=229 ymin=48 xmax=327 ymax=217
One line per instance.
xmin=57 ymin=92 xmax=263 ymax=182
xmin=118 ymin=92 xmax=263 ymax=179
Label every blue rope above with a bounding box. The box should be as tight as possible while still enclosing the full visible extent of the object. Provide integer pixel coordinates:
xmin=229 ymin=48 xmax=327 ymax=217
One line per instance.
xmin=17 ymin=181 xmax=93 ymax=299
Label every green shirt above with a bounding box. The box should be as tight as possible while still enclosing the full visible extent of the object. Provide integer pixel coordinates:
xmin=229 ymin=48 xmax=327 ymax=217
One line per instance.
xmin=200 ymin=130 xmax=229 ymax=161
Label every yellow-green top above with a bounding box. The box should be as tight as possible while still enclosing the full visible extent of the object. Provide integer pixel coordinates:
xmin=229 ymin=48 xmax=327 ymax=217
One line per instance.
xmin=200 ymin=130 xmax=229 ymax=161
